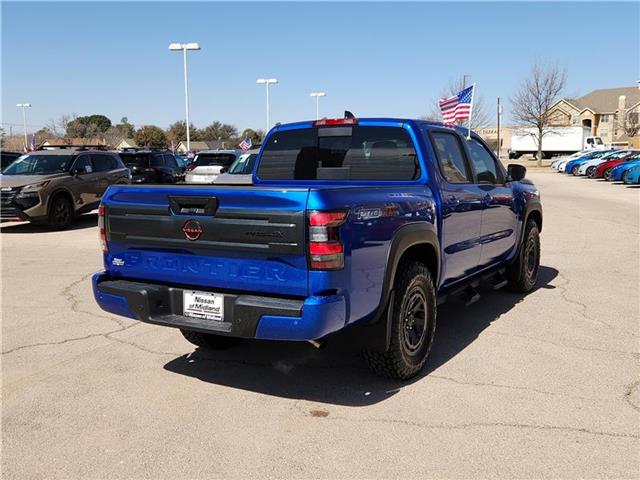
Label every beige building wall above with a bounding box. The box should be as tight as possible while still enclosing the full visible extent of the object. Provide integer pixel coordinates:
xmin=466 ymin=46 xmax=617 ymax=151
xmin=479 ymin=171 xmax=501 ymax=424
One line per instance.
xmin=476 ymin=126 xmax=512 ymax=154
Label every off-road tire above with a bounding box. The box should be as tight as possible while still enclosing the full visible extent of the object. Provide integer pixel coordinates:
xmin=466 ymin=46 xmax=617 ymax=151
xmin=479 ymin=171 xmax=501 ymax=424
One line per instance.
xmin=363 ymin=262 xmax=436 ymax=380
xmin=47 ymin=195 xmax=74 ymax=230
xmin=180 ymin=329 xmax=241 ymax=350
xmin=507 ymin=219 xmax=540 ymax=292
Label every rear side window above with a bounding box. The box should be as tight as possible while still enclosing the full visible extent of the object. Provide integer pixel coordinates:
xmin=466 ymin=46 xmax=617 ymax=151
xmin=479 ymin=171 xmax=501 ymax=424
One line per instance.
xmin=431 ymin=132 xmax=471 ymax=183
xmin=150 ymin=154 xmax=165 ymax=167
xmin=163 ymin=154 xmax=178 ymax=168
xmin=257 ymin=126 xmax=419 ymax=181
xmin=91 ymin=154 xmax=114 ymax=172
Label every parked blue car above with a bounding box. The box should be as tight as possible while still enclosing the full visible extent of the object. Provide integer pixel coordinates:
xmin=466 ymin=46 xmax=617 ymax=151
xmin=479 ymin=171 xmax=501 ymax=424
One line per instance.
xmin=609 ymin=156 xmax=640 ymax=181
xmin=563 ymin=149 xmax=613 ymax=175
xmin=622 ymin=164 xmax=640 ymax=184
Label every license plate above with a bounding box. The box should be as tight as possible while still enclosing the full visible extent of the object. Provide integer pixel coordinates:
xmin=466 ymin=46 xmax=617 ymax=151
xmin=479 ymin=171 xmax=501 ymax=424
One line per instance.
xmin=183 ymin=290 xmax=224 ymax=321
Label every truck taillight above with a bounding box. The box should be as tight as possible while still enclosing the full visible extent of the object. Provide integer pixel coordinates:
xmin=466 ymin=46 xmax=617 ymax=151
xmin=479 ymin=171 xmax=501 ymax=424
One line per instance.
xmin=308 ymin=210 xmax=347 ymax=270
xmin=98 ymin=204 xmax=108 ymax=252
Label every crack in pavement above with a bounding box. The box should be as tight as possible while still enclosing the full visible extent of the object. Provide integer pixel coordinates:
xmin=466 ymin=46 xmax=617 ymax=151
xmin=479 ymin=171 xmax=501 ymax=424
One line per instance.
xmin=429 ymin=374 xmax=611 ymax=402
xmin=297 ymin=408 xmax=639 ymax=439
xmin=487 ymin=331 xmax=638 ymax=357
xmin=2 ymin=323 xmax=140 ymax=355
xmin=61 ymin=272 xmax=129 ymax=328
xmin=555 ymin=272 xmax=614 ymax=330
xmin=3 ymin=272 xmax=137 ymax=355
xmin=624 ymin=379 xmax=640 ymax=413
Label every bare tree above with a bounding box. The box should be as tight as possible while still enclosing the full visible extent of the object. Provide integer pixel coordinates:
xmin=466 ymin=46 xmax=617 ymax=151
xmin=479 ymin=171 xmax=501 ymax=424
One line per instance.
xmin=510 ymin=63 xmax=566 ymax=166
xmin=425 ymin=76 xmax=492 ymax=130
xmin=44 ymin=113 xmax=76 ymax=138
xmin=618 ymin=109 xmax=640 ymax=139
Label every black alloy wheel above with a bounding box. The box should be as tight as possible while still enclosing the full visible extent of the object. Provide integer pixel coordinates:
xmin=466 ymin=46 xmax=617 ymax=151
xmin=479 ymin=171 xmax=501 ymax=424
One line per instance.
xmin=48 ymin=196 xmax=73 ymax=230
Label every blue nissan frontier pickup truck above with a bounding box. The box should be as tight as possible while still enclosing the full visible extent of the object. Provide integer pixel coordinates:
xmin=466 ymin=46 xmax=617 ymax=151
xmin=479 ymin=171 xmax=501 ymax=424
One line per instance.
xmin=92 ymin=116 xmax=542 ymax=379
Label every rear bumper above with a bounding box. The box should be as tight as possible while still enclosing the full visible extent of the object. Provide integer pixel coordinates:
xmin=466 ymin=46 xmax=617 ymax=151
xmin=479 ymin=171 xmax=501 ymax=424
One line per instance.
xmin=92 ymin=273 xmax=346 ymax=341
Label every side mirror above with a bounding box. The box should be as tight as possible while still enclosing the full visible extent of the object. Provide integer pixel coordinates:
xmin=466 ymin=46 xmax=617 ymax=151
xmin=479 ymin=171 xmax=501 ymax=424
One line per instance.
xmin=72 ymin=166 xmax=87 ymax=176
xmin=507 ymin=164 xmax=526 ymax=182
xmin=220 ymin=167 xmax=228 ymax=174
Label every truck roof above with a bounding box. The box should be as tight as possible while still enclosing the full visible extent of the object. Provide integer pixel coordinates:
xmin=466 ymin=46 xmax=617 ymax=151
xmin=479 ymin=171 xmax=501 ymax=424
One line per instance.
xmin=270 ymin=118 xmax=471 ymax=136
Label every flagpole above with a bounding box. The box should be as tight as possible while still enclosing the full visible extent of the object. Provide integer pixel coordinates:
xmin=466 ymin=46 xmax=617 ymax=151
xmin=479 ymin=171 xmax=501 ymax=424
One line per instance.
xmin=467 ymin=84 xmax=476 ymax=139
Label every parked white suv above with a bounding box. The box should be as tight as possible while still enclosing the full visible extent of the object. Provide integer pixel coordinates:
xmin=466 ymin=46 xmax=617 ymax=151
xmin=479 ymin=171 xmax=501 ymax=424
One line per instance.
xmin=184 ymin=150 xmax=239 ymax=184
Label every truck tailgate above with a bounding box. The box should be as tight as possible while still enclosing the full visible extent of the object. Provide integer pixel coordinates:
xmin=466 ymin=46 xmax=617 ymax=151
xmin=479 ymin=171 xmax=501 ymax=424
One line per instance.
xmin=102 ymin=185 xmax=310 ymax=297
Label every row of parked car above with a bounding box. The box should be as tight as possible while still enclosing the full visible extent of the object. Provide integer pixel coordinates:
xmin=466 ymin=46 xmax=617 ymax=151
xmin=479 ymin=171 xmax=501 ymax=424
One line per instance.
xmin=550 ymin=148 xmax=640 ymax=184
xmin=0 ymin=146 xmax=259 ymax=229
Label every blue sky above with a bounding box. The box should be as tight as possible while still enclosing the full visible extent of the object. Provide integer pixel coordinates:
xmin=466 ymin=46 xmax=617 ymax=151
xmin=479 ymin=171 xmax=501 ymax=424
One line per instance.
xmin=2 ymin=1 xmax=638 ymax=133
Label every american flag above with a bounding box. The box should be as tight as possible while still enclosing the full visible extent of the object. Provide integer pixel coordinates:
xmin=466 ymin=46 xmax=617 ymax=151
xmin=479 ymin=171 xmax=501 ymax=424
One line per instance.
xmin=439 ymin=85 xmax=474 ymax=124
xmin=238 ymin=137 xmax=252 ymax=151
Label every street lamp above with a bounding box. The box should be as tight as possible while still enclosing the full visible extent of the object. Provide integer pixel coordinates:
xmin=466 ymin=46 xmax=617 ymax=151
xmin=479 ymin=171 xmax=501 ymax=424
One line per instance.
xmin=309 ymin=92 xmax=326 ymax=120
xmin=169 ymin=42 xmax=200 ymax=155
xmin=16 ymin=103 xmax=31 ymax=151
xmin=256 ymin=78 xmax=278 ymax=131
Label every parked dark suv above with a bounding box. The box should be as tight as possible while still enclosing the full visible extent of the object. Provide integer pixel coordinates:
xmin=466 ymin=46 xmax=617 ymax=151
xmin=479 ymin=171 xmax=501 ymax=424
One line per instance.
xmin=0 ymin=149 xmax=130 ymax=229
xmin=117 ymin=149 xmax=185 ymax=184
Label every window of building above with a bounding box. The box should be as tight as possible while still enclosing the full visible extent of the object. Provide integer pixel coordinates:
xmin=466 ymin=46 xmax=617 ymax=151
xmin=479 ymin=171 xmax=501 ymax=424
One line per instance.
xmin=600 ymin=114 xmax=609 ymax=123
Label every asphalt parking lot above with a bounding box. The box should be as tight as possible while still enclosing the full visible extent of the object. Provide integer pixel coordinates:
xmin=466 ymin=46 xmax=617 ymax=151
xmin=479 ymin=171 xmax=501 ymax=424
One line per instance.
xmin=2 ymin=171 xmax=638 ymax=479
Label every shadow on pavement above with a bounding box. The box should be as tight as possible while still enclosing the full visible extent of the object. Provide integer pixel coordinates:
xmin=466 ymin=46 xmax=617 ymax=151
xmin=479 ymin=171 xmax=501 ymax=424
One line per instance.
xmin=0 ymin=213 xmax=98 ymax=233
xmin=164 ymin=266 xmax=559 ymax=407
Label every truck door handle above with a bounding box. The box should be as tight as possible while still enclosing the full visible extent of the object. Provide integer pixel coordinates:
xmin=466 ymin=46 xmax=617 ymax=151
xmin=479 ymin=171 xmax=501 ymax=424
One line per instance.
xmin=169 ymin=195 xmax=218 ymax=215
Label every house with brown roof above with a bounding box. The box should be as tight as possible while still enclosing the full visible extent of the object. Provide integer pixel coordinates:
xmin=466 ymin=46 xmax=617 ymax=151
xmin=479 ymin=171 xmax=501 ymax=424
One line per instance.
xmin=40 ymin=137 xmax=108 ymax=149
xmin=545 ymin=83 xmax=640 ymax=146
xmin=175 ymin=140 xmax=235 ymax=153
xmin=115 ymin=138 xmax=138 ymax=150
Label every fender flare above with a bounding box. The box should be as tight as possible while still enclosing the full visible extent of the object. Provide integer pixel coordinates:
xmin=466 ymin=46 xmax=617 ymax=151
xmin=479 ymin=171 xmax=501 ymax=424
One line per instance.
xmin=351 ymin=222 xmax=440 ymax=352
xmin=521 ymin=199 xmax=543 ymax=240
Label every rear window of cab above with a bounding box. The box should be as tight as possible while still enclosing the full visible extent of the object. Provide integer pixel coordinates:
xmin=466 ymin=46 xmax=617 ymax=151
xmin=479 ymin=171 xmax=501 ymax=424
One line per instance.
xmin=257 ymin=126 xmax=419 ymax=181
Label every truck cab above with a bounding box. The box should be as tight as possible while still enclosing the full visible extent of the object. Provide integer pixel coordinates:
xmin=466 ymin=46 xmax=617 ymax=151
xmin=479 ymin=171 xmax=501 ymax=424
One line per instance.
xmin=585 ymin=136 xmax=605 ymax=149
xmin=92 ymin=118 xmax=542 ymax=379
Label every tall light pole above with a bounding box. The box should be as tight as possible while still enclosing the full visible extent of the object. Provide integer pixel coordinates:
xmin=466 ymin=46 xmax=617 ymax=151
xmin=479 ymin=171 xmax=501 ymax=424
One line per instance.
xmin=16 ymin=103 xmax=31 ymax=151
xmin=256 ymin=78 xmax=278 ymax=131
xmin=169 ymin=42 xmax=200 ymax=155
xmin=496 ymin=97 xmax=502 ymax=159
xmin=310 ymin=92 xmax=326 ymax=120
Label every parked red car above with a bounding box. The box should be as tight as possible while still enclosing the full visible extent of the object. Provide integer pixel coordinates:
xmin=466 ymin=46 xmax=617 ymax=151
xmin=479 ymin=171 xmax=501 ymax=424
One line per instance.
xmin=591 ymin=150 xmax=639 ymax=179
